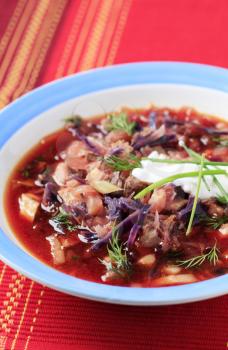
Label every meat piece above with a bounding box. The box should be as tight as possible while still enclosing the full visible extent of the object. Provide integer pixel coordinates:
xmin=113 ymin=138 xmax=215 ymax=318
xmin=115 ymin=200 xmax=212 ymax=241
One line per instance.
xmin=19 ymin=193 xmax=39 ymax=222
xmin=140 ymin=214 xmax=160 ymax=248
xmin=106 ymin=140 xmax=133 ymax=157
xmin=46 ymin=235 xmax=65 ymax=265
xmin=124 ymin=175 xmax=146 ymax=197
xmin=203 ymin=198 xmax=225 ymax=217
xmin=105 ymin=130 xmax=131 ymax=145
xmin=59 ymin=185 xmax=104 ymax=216
xmin=149 ymin=185 xmax=187 ymax=213
xmin=66 ymin=141 xmax=90 ymax=171
xmin=52 ymin=162 xmax=70 ymax=186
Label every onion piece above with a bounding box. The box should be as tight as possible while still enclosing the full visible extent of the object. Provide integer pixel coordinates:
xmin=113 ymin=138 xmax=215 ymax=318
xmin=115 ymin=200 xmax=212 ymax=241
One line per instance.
xmin=90 ymin=180 xmax=122 ymax=194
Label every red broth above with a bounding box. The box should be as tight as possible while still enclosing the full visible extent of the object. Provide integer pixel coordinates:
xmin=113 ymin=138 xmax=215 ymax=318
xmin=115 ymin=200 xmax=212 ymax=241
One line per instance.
xmin=4 ymin=107 xmax=228 ymax=287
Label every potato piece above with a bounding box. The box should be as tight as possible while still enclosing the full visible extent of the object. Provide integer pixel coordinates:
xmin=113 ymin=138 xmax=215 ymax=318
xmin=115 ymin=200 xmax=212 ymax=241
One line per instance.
xmin=219 ymin=223 xmax=228 ymax=237
xmin=138 ymin=254 xmax=156 ymax=267
xmin=46 ymin=235 xmax=65 ymax=265
xmin=153 ymin=274 xmax=197 ymax=286
xmin=19 ymin=193 xmax=39 ymax=221
xmin=162 ymin=264 xmax=182 ymax=275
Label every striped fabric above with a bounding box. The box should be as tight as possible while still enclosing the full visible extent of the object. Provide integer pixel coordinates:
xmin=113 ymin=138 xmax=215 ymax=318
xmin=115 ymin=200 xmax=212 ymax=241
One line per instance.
xmin=0 ymin=1 xmax=227 ymax=349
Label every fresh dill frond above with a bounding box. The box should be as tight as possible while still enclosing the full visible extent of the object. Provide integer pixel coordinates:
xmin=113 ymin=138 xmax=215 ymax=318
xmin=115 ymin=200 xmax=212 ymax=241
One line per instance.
xmin=201 ymin=215 xmax=228 ymax=230
xmin=186 ymin=155 xmax=205 ymax=236
xmin=64 ymin=115 xmax=82 ymax=127
xmin=213 ymin=137 xmax=228 ymax=147
xmin=105 ymin=112 xmax=136 ymax=135
xmin=104 ymin=154 xmax=141 ymax=171
xmin=177 ymin=243 xmax=220 ymax=268
xmin=49 ymin=208 xmax=77 ymax=233
xmin=100 ymin=229 xmax=131 ymax=276
xmin=216 ymin=195 xmax=228 ymax=205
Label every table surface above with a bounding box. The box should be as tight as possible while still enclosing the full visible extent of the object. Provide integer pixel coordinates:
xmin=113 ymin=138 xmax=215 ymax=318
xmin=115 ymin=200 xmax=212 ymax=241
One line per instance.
xmin=0 ymin=1 xmax=228 ymax=349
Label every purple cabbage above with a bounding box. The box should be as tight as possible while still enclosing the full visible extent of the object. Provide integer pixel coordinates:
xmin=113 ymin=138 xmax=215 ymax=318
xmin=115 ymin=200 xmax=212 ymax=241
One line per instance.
xmin=164 ymin=117 xmax=228 ymax=136
xmin=92 ymin=209 xmax=141 ymax=250
xmin=104 ymin=196 xmax=143 ymax=220
xmin=62 ymin=203 xmax=87 ymax=218
xmin=42 ymin=182 xmax=60 ymax=207
xmin=109 ymin=146 xmax=124 ymax=156
xmin=69 ymin=127 xmax=101 ymax=155
xmin=127 ymin=205 xmax=150 ymax=247
xmin=148 ymin=111 xmax=158 ymax=129
xmin=132 ymin=125 xmax=176 ymax=150
xmin=178 ymin=197 xmax=207 ymax=225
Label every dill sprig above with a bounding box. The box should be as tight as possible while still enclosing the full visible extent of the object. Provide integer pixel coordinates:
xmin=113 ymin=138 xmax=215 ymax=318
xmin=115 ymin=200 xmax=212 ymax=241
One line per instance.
xmin=186 ymin=155 xmax=204 ymax=235
xmin=105 ymin=112 xmax=136 ymax=135
xmin=177 ymin=244 xmax=220 ymax=268
xmin=100 ymin=229 xmax=131 ymax=276
xmin=64 ymin=115 xmax=82 ymax=127
xmin=104 ymin=154 xmax=141 ymax=171
xmin=201 ymin=215 xmax=228 ymax=230
xmin=104 ymin=153 xmax=228 ymax=172
xmin=49 ymin=209 xmax=77 ymax=233
xmin=213 ymin=137 xmax=228 ymax=147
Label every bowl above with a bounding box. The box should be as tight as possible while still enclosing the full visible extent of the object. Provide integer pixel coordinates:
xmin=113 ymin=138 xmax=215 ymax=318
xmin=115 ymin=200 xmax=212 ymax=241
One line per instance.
xmin=0 ymin=62 xmax=227 ymax=305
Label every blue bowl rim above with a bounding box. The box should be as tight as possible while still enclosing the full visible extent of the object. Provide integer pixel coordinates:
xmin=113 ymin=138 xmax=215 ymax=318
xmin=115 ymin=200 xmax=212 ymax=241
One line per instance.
xmin=0 ymin=61 xmax=228 ymax=305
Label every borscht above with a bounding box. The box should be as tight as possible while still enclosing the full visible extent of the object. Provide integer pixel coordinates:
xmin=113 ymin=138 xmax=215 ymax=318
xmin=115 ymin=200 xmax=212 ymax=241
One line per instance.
xmin=5 ymin=107 xmax=228 ymax=287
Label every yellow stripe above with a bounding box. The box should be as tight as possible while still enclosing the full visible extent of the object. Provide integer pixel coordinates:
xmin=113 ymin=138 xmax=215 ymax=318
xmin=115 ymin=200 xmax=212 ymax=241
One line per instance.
xmin=0 ymin=265 xmax=6 ymax=285
xmin=55 ymin=0 xmax=89 ymax=79
xmin=78 ymin=0 xmax=114 ymax=71
xmin=67 ymin=0 xmax=100 ymax=75
xmin=0 ymin=335 xmax=7 ymax=350
xmin=0 ymin=0 xmax=36 ymax=86
xmin=10 ymin=281 xmax=34 ymax=350
xmin=0 ymin=0 xmax=50 ymax=108
xmin=95 ymin=0 xmax=124 ymax=67
xmin=0 ymin=274 xmax=25 ymax=334
xmin=0 ymin=0 xmax=27 ymax=58
xmin=22 ymin=288 xmax=45 ymax=350
xmin=12 ymin=0 xmax=67 ymax=100
xmin=106 ymin=0 xmax=132 ymax=65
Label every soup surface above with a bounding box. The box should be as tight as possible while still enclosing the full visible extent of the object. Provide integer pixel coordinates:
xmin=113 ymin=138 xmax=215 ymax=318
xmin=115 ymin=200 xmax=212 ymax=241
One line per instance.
xmin=5 ymin=106 xmax=228 ymax=287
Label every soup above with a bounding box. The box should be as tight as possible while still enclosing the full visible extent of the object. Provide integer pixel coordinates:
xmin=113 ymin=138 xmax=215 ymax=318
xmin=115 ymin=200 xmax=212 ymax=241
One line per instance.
xmin=5 ymin=106 xmax=228 ymax=287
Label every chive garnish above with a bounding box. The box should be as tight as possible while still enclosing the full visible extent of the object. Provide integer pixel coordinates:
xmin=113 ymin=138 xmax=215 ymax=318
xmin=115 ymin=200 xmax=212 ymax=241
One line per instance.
xmin=186 ymin=156 xmax=204 ymax=235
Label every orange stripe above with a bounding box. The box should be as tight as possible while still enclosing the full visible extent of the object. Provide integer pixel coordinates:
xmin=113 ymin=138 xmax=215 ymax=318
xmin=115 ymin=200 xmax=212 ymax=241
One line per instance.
xmin=0 ymin=265 xmax=7 ymax=285
xmin=78 ymin=0 xmax=114 ymax=71
xmin=106 ymin=0 xmax=132 ymax=65
xmin=0 ymin=0 xmax=50 ymax=108
xmin=0 ymin=0 xmax=37 ymax=86
xmin=0 ymin=0 xmax=27 ymax=59
xmin=12 ymin=0 xmax=67 ymax=101
xmin=10 ymin=281 xmax=34 ymax=350
xmin=55 ymin=0 xmax=89 ymax=79
xmin=66 ymin=0 xmax=100 ymax=75
xmin=95 ymin=0 xmax=124 ymax=67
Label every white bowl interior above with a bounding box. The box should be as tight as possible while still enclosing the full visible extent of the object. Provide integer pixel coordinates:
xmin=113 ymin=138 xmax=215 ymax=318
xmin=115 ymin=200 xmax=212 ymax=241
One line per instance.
xmin=1 ymin=83 xmax=228 ymax=249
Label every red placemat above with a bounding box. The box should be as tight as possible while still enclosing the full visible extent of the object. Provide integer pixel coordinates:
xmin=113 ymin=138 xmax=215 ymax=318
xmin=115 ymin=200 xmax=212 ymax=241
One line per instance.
xmin=0 ymin=1 xmax=228 ymax=349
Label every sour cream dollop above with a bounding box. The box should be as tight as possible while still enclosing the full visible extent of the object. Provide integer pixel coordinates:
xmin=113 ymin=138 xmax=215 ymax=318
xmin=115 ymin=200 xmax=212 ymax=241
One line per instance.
xmin=132 ymin=151 xmax=228 ymax=199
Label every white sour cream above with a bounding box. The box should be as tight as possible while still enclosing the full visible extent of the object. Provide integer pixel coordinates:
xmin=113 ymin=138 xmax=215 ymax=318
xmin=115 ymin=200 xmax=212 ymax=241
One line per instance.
xmin=132 ymin=151 xmax=228 ymax=199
